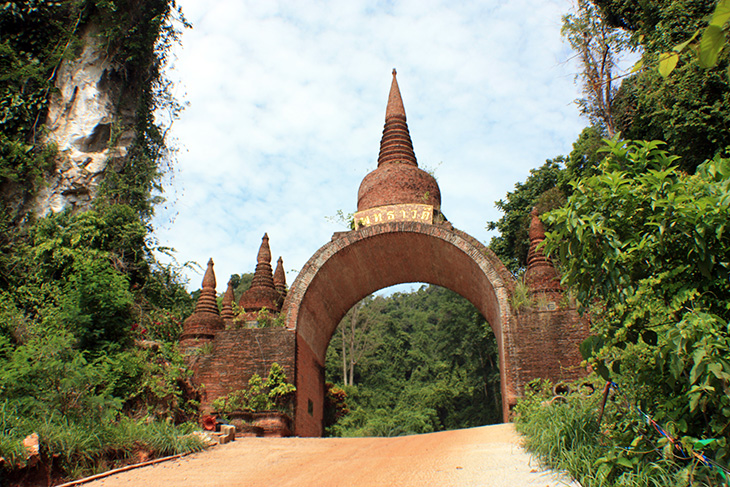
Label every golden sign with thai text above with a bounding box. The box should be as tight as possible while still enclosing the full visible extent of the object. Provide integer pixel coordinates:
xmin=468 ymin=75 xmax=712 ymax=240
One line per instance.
xmin=354 ymin=204 xmax=433 ymax=229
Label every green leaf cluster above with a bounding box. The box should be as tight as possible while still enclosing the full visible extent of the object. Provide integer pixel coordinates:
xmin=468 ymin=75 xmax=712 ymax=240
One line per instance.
xmin=542 ymin=138 xmax=730 ymax=466
xmin=211 ymin=363 xmax=296 ymax=416
xmin=0 ymin=203 xmax=198 ymax=479
xmin=515 ymin=378 xmax=722 ymax=486
xmin=594 ymin=0 xmax=730 ymax=173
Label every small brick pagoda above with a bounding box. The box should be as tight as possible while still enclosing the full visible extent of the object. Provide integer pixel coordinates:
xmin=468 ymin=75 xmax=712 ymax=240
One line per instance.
xmin=180 ymin=235 xmax=295 ymax=413
xmin=524 ymin=207 xmax=564 ymax=308
xmin=237 ymin=233 xmax=285 ymax=324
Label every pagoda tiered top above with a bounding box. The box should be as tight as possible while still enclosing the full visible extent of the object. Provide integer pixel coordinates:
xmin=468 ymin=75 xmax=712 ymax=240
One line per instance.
xmin=355 ymin=70 xmax=442 ymax=228
xmin=238 ymin=233 xmax=283 ymax=314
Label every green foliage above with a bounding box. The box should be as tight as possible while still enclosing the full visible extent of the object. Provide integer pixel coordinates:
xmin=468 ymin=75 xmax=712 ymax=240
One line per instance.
xmin=255 ymin=308 xmax=286 ymax=328
xmin=212 ymin=363 xmax=295 ymax=415
xmin=593 ymin=0 xmax=716 ymax=51
xmin=229 ymin=272 xmax=253 ymax=302
xmin=487 ymin=158 xmax=567 ymax=272
xmin=542 ymin=137 xmax=730 ymax=467
xmin=545 ymin=137 xmax=730 ymax=325
xmin=0 ymin=330 xmax=202 ymax=476
xmin=0 ymin=202 xmax=196 ymax=481
xmin=593 ymin=0 xmax=730 ymax=173
xmin=0 ymin=0 xmax=197 ymax=481
xmin=325 ymin=286 xmax=501 ymax=437
xmin=615 ymin=58 xmax=730 ymax=173
xmin=514 ymin=378 xmax=724 ymax=487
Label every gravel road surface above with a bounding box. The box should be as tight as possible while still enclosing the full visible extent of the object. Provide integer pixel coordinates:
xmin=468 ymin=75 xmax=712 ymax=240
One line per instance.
xmin=84 ymin=423 xmax=579 ymax=487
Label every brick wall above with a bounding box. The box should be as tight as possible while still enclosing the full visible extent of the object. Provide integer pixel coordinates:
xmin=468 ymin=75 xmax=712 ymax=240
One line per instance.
xmin=188 ymin=328 xmax=296 ymax=413
xmin=511 ymin=307 xmax=590 ymax=394
xmin=285 ymin=221 xmax=517 ymax=436
xmin=191 ymin=222 xmax=589 ymax=436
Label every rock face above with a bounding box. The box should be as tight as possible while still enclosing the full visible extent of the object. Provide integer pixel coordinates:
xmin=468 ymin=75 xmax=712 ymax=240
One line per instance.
xmin=35 ymin=24 xmax=137 ymax=216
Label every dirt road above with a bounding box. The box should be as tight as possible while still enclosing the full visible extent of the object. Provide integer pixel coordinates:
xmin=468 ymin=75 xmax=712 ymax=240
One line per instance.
xmin=85 ymin=423 xmax=578 ymax=487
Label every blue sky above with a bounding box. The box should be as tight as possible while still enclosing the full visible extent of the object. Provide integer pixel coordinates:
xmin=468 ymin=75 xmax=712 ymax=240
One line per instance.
xmin=153 ymin=0 xmax=590 ymax=292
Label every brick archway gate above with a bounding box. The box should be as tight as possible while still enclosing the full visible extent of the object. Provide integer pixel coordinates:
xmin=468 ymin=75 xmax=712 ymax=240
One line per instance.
xmin=283 ymin=221 xmax=520 ymax=437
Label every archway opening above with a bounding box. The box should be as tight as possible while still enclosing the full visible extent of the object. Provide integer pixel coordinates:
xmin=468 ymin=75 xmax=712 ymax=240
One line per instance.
xmin=323 ymin=283 xmax=502 ymax=437
xmin=284 ymin=222 xmax=517 ymax=437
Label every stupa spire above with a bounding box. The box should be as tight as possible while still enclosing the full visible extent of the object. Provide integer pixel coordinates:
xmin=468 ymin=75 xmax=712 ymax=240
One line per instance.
xmin=220 ymin=278 xmax=235 ymax=323
xmin=195 ymin=258 xmax=219 ymax=315
xmin=377 ymin=69 xmax=417 ymax=167
xmin=238 ymin=233 xmax=281 ymax=315
xmin=274 ymin=256 xmax=287 ymax=301
xmin=180 ymin=258 xmax=224 ymax=348
xmin=357 ymin=70 xmax=441 ymax=216
xmin=524 ymin=208 xmax=563 ymax=298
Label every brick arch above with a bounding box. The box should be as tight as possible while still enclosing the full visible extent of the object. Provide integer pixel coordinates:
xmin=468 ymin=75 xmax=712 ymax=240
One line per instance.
xmin=282 ymin=221 xmax=520 ymax=437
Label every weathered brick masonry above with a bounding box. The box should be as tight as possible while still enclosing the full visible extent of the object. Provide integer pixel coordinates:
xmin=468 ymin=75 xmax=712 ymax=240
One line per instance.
xmin=189 ymin=328 xmax=296 ymax=414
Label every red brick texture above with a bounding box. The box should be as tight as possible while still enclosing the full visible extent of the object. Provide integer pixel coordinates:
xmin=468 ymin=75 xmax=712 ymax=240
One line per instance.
xmin=283 ymin=221 xmax=519 ymax=436
xmin=188 ymin=328 xmax=296 ymax=414
xmin=283 ymin=221 xmax=589 ymax=436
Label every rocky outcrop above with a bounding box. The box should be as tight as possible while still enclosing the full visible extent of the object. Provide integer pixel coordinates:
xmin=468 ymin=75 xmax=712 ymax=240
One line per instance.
xmin=36 ymin=24 xmax=137 ymax=216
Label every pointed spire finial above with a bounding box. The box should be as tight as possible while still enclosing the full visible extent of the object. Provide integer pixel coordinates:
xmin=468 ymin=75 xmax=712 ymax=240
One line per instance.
xmin=220 ymin=278 xmax=235 ymax=323
xmin=202 ymin=258 xmax=216 ymax=290
xmin=379 ymin=69 xmax=416 ymax=167
xmin=274 ymin=256 xmax=287 ymax=301
xmin=385 ymin=68 xmax=407 ymax=122
xmin=529 ymin=207 xmax=546 ymax=241
xmin=257 ymin=233 xmax=271 ymax=264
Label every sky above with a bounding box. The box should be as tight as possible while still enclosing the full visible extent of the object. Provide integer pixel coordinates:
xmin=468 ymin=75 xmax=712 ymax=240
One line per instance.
xmin=152 ymin=0 xmax=588 ymax=293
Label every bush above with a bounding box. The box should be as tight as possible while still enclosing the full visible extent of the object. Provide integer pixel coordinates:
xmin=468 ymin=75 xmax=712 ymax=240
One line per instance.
xmin=515 ymin=378 xmax=725 ymax=487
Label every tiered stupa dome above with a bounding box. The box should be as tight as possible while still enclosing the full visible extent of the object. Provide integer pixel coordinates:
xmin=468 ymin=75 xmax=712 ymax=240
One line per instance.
xmin=238 ymin=233 xmax=282 ymax=314
xmin=180 ymin=258 xmax=224 ymax=346
xmin=357 ymin=69 xmax=441 ymax=213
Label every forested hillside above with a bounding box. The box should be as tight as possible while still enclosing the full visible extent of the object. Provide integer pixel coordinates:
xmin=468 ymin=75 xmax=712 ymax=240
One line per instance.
xmin=323 ymin=285 xmax=501 ymax=437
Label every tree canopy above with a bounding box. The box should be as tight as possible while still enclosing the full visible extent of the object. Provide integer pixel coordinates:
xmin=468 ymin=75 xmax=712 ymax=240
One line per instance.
xmin=324 ymin=286 xmax=501 ymax=437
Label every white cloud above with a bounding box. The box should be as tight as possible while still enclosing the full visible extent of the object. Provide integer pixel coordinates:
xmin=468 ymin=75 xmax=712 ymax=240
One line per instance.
xmin=154 ymin=0 xmax=586 ymax=291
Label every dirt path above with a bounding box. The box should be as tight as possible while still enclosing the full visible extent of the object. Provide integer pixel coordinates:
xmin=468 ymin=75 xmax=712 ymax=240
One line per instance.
xmin=84 ymin=424 xmax=578 ymax=487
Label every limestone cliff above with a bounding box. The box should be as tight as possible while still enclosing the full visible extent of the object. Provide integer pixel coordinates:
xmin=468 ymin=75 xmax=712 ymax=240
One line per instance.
xmin=0 ymin=0 xmax=180 ymax=223
xmin=36 ymin=25 xmax=138 ymax=216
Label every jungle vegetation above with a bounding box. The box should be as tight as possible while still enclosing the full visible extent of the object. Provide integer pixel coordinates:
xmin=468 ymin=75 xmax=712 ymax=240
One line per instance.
xmin=493 ymin=0 xmax=730 ymax=485
xmin=323 ymin=285 xmax=502 ymax=437
xmin=0 ymin=0 xmax=204 ymax=482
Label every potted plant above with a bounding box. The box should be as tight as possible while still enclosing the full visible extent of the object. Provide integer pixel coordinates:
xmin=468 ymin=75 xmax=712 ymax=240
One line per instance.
xmin=212 ymin=363 xmax=295 ymax=437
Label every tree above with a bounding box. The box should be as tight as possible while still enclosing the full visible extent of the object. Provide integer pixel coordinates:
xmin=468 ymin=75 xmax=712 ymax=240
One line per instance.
xmin=487 ymin=158 xmax=567 ymax=273
xmin=543 ymin=137 xmax=730 ymax=463
xmin=562 ymin=0 xmax=633 ymax=136
xmin=591 ymin=0 xmax=730 ymax=172
xmin=339 ymin=299 xmax=378 ymax=386
xmin=593 ymin=0 xmax=716 ymax=50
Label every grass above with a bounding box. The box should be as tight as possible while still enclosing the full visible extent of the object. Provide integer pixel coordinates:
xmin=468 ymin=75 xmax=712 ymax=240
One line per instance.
xmin=0 ymin=412 xmax=206 ymax=481
xmin=514 ymin=379 xmax=725 ymax=487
